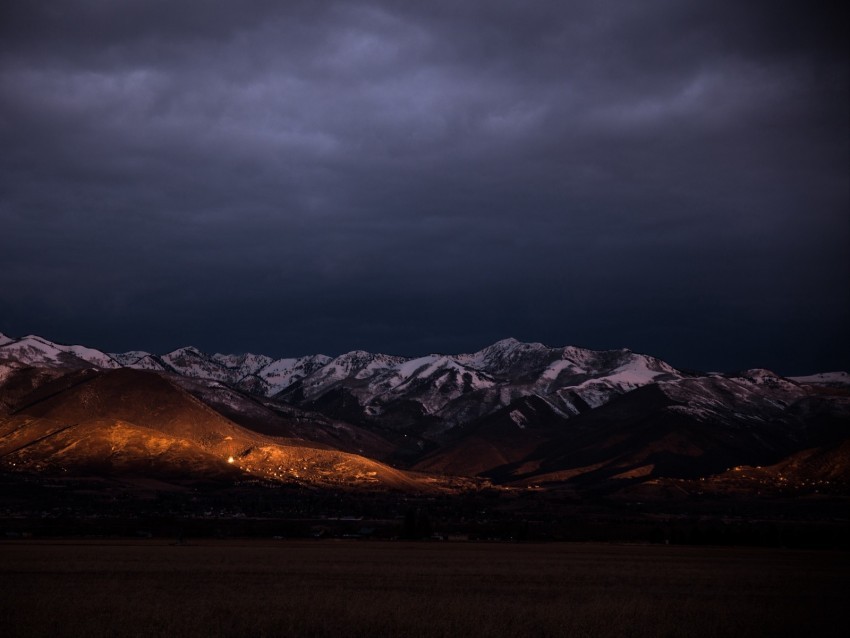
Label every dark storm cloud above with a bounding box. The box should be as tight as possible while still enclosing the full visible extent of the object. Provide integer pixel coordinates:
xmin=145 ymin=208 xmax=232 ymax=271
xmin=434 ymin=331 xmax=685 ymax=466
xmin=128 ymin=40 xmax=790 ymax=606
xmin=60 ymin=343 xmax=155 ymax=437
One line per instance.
xmin=1 ymin=1 xmax=847 ymax=373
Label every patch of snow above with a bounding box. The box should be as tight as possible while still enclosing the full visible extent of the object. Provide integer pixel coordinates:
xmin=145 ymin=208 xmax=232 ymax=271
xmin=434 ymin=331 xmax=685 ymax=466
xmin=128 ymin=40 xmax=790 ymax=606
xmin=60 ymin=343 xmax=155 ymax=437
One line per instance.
xmin=560 ymin=345 xmax=596 ymax=368
xmin=258 ymin=354 xmax=332 ymax=395
xmin=539 ymin=358 xmax=579 ymax=381
xmin=509 ymin=409 xmax=527 ymax=429
xmin=394 ymin=354 xmax=442 ymax=380
xmin=64 ymin=344 xmax=121 ymax=368
xmin=259 ymin=357 xmax=299 ymax=378
xmin=602 ymin=355 xmax=669 ymax=390
xmin=535 ymin=393 xmax=576 ymax=419
xmin=569 ymin=381 xmax=614 ymax=409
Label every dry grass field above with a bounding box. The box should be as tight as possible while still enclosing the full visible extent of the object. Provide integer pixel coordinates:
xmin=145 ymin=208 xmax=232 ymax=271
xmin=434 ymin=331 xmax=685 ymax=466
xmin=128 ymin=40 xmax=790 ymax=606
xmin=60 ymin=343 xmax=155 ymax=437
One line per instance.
xmin=1 ymin=540 xmax=847 ymax=637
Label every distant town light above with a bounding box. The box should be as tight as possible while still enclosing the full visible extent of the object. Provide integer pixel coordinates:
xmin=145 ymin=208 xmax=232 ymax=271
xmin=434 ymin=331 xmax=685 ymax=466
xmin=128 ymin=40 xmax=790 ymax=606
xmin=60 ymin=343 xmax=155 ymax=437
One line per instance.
xmin=227 ymin=456 xmax=235 ymax=464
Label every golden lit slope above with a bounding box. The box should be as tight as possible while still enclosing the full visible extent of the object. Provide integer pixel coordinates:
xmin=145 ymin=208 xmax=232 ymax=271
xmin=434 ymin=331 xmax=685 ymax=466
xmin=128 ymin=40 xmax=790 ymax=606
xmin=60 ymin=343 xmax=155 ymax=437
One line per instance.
xmin=13 ymin=368 xmax=259 ymax=453
xmin=0 ymin=368 xmax=436 ymax=491
xmin=0 ymin=418 xmax=241 ymax=479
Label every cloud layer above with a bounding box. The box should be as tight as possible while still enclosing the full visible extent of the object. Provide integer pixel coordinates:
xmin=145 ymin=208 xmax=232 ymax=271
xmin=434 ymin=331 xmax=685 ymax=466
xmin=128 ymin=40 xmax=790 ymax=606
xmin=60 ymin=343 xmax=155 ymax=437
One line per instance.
xmin=2 ymin=1 xmax=847 ymax=373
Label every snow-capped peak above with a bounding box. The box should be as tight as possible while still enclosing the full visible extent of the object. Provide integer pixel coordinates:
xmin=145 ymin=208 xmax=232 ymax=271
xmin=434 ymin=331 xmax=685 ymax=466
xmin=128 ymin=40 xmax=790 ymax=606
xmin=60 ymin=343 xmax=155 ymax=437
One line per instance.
xmin=0 ymin=332 xmax=14 ymax=347
xmin=456 ymin=338 xmax=554 ymax=376
xmin=165 ymin=346 xmax=206 ymax=358
xmin=489 ymin=337 xmax=523 ymax=350
xmin=479 ymin=337 xmax=549 ymax=357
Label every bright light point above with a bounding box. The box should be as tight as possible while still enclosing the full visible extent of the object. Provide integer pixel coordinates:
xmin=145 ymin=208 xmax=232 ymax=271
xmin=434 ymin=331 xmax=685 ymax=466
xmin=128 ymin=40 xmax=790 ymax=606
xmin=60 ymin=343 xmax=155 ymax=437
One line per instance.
xmin=227 ymin=456 xmax=235 ymax=464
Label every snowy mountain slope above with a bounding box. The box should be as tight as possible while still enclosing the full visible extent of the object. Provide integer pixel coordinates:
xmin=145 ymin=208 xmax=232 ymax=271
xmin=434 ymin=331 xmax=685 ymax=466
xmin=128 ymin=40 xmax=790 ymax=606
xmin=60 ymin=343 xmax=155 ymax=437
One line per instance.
xmin=657 ymin=372 xmax=808 ymax=426
xmin=2 ymin=330 xmax=849 ymax=489
xmin=115 ymin=346 xmax=334 ymax=396
xmin=447 ymin=338 xmax=683 ymax=414
xmin=160 ymin=346 xmax=233 ymax=381
xmin=478 ymin=373 xmax=850 ymax=484
xmin=0 ymin=333 xmax=14 ymax=347
xmin=252 ymin=354 xmax=333 ymax=396
xmin=294 ymin=350 xmax=407 ymax=396
xmin=0 ymin=334 xmax=120 ymax=369
xmin=455 ymin=338 xmax=557 ymax=377
xmin=5 ymin=332 xmax=688 ymax=438
xmin=106 ymin=335 xmax=689 ymax=424
xmin=454 ymin=338 xmax=676 ymax=385
xmin=276 ymin=340 xmax=686 ymax=437
xmin=311 ymin=353 xmax=500 ymax=421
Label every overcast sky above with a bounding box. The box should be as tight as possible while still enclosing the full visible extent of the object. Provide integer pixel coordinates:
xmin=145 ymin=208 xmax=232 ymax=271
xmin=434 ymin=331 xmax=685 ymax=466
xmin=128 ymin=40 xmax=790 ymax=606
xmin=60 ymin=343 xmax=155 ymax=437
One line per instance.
xmin=1 ymin=1 xmax=847 ymax=373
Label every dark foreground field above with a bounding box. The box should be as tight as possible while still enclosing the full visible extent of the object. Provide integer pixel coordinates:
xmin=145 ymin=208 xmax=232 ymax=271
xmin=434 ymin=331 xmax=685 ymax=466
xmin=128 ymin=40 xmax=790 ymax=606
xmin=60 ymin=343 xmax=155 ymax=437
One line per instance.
xmin=2 ymin=540 xmax=847 ymax=638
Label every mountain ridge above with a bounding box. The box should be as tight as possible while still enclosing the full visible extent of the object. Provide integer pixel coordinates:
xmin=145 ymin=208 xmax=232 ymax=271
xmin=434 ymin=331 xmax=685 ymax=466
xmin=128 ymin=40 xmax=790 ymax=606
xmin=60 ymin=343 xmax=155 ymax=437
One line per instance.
xmin=2 ymin=331 xmax=848 ymax=492
xmin=1 ymin=332 xmax=697 ymax=433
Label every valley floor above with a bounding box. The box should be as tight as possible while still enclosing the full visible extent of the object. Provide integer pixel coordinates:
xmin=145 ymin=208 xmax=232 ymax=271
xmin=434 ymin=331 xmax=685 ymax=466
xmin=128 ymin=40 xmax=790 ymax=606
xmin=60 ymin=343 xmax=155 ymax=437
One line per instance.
xmin=2 ymin=540 xmax=847 ymax=638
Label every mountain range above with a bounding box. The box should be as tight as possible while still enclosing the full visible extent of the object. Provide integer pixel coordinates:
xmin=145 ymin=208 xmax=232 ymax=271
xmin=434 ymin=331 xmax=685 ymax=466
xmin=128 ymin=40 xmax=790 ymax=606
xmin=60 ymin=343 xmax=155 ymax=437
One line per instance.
xmin=1 ymin=331 xmax=848 ymax=494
